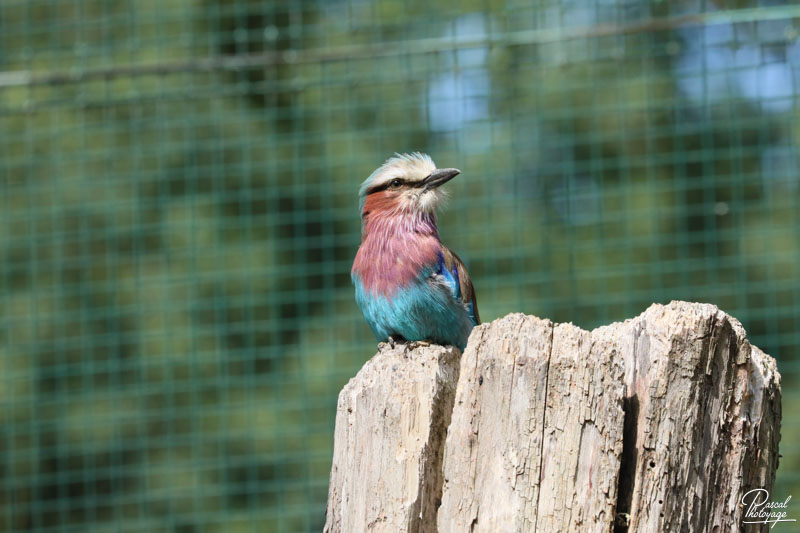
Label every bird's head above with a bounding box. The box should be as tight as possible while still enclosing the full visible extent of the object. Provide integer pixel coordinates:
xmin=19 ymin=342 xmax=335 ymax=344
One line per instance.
xmin=358 ymin=152 xmax=460 ymax=222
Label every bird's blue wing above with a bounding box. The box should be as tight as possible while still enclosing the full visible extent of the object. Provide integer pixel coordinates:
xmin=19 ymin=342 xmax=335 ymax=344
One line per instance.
xmin=437 ymin=246 xmax=480 ymax=326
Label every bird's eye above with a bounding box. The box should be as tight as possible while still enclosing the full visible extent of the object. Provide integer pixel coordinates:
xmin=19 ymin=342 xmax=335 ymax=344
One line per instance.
xmin=389 ymin=179 xmax=403 ymax=189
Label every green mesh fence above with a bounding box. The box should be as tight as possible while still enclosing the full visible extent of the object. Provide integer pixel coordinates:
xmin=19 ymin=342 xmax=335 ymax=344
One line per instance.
xmin=2 ymin=1 xmax=800 ymax=531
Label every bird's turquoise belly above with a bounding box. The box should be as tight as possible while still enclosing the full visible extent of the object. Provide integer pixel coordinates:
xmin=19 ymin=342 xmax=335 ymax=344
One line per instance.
xmin=354 ymin=275 xmax=475 ymax=350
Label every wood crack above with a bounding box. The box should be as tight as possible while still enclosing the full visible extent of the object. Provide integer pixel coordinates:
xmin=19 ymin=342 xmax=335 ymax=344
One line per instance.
xmin=532 ymin=322 xmax=554 ymax=533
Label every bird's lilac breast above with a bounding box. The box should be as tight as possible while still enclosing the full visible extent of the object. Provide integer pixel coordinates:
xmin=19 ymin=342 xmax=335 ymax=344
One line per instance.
xmin=352 ymin=232 xmax=441 ymax=298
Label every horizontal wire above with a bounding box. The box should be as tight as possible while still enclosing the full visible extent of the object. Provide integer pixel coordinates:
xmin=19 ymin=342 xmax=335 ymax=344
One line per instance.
xmin=0 ymin=5 xmax=798 ymax=88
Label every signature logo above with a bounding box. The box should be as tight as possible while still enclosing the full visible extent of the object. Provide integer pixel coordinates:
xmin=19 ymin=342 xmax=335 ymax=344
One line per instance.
xmin=742 ymin=488 xmax=795 ymax=528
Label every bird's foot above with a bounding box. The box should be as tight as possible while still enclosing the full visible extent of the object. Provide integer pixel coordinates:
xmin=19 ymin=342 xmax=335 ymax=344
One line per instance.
xmin=383 ymin=336 xmax=429 ymax=351
xmin=405 ymin=340 xmax=432 ymax=351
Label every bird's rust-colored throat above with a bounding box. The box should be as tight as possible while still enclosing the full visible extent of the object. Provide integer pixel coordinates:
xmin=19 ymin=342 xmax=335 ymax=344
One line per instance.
xmin=361 ymin=189 xmax=395 ymax=222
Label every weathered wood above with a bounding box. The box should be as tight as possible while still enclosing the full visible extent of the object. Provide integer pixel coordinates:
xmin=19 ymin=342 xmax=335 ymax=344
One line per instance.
xmin=323 ymin=343 xmax=460 ymax=533
xmin=611 ymin=302 xmax=782 ymax=532
xmin=325 ymin=301 xmax=781 ymax=533
xmin=436 ymin=314 xmax=558 ymax=531
xmin=437 ymin=315 xmax=626 ymax=532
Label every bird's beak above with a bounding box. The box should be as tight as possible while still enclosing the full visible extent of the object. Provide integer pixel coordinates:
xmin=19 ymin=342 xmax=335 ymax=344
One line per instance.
xmin=421 ymin=168 xmax=460 ymax=190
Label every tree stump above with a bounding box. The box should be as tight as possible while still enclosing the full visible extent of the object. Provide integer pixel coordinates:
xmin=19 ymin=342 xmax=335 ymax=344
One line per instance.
xmin=324 ymin=302 xmax=782 ymax=533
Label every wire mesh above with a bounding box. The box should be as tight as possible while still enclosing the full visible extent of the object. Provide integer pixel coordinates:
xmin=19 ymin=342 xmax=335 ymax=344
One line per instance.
xmin=1 ymin=1 xmax=799 ymax=531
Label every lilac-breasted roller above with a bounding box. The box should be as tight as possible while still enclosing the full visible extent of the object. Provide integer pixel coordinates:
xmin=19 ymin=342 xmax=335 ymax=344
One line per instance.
xmin=351 ymin=153 xmax=480 ymax=351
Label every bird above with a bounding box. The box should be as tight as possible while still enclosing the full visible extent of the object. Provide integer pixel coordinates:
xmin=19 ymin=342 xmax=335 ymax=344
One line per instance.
xmin=351 ymin=152 xmax=480 ymax=351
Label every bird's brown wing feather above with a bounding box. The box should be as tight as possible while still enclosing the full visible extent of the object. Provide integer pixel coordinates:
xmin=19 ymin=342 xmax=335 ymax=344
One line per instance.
xmin=441 ymin=245 xmax=480 ymax=325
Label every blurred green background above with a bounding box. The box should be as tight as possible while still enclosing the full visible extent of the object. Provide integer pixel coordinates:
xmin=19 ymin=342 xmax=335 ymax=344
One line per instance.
xmin=1 ymin=1 xmax=799 ymax=531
